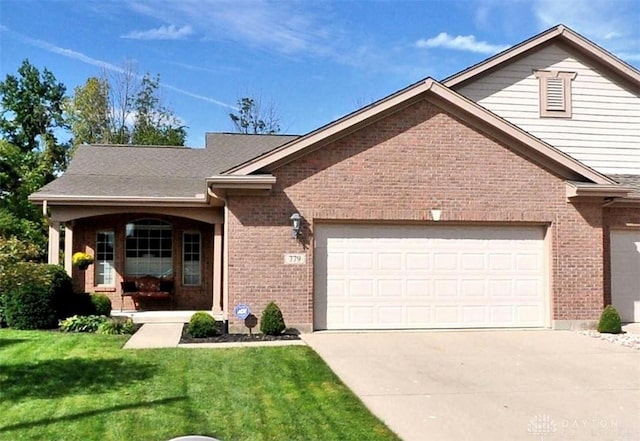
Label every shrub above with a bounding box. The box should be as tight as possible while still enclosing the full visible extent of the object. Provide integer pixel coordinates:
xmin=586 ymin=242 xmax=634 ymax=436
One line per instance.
xmin=65 ymin=292 xmax=95 ymax=317
xmin=187 ymin=312 xmax=218 ymax=338
xmin=1 ymin=263 xmax=73 ymax=329
xmin=97 ymin=317 xmax=137 ymax=335
xmin=597 ymin=305 xmax=622 ymax=334
xmin=260 ymin=301 xmax=286 ymax=335
xmin=91 ymin=294 xmax=112 ymax=316
xmin=0 ymin=294 xmax=6 ymax=328
xmin=60 ymin=315 xmax=108 ymax=333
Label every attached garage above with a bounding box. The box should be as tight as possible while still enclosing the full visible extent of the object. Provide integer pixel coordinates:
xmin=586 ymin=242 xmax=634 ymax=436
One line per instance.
xmin=314 ymin=224 xmax=548 ymax=330
xmin=611 ymin=230 xmax=640 ymax=323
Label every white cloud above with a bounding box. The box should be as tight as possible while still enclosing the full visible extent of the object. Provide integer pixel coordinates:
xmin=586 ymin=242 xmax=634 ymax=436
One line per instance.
xmin=125 ymin=0 xmax=339 ymax=57
xmin=0 ymin=26 xmax=236 ymax=110
xmin=415 ymin=32 xmax=509 ymax=54
xmin=122 ymin=24 xmax=193 ymax=40
xmin=604 ymin=31 xmax=622 ymax=40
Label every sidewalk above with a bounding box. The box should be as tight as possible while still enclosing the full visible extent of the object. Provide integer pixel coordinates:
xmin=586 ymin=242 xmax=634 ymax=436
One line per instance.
xmin=124 ymin=323 xmax=183 ymax=349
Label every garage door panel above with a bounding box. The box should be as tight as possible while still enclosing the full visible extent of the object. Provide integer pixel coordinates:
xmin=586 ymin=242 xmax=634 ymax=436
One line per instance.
xmin=611 ymin=230 xmax=640 ymax=323
xmin=406 ymin=279 xmax=431 ymax=296
xmin=314 ymin=224 xmax=546 ymax=330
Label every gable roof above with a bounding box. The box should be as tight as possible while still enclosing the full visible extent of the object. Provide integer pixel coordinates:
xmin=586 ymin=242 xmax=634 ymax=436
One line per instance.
xmin=30 ymin=134 xmax=296 ymax=203
xmin=226 ymin=77 xmax=615 ymax=186
xmin=444 ymin=24 xmax=640 ymax=90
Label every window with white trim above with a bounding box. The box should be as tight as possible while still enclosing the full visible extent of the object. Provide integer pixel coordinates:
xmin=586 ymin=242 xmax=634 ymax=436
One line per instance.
xmin=183 ymin=231 xmax=201 ymax=286
xmin=96 ymin=231 xmax=115 ymax=285
xmin=125 ymin=219 xmax=173 ymax=277
xmin=534 ymin=70 xmax=577 ymax=118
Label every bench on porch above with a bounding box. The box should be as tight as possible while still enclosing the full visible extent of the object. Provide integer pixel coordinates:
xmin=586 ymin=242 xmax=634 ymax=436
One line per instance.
xmin=120 ymin=276 xmax=174 ymax=311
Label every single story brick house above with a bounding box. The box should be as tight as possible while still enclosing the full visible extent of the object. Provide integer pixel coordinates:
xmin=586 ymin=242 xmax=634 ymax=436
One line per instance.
xmin=30 ymin=25 xmax=640 ymax=332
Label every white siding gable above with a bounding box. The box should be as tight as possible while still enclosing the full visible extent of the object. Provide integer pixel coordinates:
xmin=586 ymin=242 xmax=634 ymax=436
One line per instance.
xmin=457 ymin=44 xmax=640 ymax=174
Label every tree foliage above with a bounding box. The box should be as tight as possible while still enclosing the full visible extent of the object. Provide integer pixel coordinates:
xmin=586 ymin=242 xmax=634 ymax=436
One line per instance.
xmin=66 ymin=77 xmax=110 ymax=145
xmin=229 ymin=97 xmax=281 ymax=134
xmin=68 ymin=65 xmax=186 ymax=146
xmin=0 ymin=60 xmax=69 ymax=257
xmin=131 ymin=74 xmax=186 ymax=146
xmin=0 ymin=59 xmax=69 ymax=177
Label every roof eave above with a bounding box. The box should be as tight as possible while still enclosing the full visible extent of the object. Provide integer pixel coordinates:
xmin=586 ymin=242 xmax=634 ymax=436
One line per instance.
xmin=444 ymin=24 xmax=640 ymax=89
xmin=206 ymin=174 xmax=276 ymax=190
xmin=28 ymin=194 xmax=209 ymax=207
xmin=565 ymin=181 xmax=633 ymax=200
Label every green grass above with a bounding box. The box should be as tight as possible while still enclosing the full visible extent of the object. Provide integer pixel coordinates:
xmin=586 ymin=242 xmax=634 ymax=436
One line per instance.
xmin=0 ymin=329 xmax=400 ymax=441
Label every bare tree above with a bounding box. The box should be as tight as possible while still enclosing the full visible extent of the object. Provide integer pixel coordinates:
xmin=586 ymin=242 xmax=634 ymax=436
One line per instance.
xmin=101 ymin=61 xmax=139 ymax=144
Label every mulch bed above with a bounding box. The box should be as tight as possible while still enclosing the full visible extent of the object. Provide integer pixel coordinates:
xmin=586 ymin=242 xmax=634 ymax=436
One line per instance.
xmin=179 ymin=324 xmax=301 ymax=344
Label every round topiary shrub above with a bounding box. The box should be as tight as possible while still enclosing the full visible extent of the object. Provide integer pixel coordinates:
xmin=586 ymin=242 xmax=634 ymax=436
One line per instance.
xmin=91 ymin=294 xmax=112 ymax=316
xmin=597 ymin=305 xmax=622 ymax=334
xmin=260 ymin=301 xmax=286 ymax=335
xmin=2 ymin=263 xmax=73 ymax=329
xmin=187 ymin=312 xmax=218 ymax=338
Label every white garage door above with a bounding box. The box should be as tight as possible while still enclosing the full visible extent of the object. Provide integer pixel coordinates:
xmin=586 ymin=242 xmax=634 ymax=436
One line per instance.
xmin=314 ymin=224 xmax=547 ymax=330
xmin=611 ymin=230 xmax=640 ymax=323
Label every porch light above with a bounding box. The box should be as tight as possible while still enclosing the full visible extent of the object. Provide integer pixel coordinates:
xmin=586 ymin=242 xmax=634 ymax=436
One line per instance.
xmin=431 ymin=209 xmax=442 ymax=222
xmin=290 ymin=212 xmax=302 ymax=239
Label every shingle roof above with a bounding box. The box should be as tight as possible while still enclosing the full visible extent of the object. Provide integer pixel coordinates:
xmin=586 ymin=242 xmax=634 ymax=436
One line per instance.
xmin=609 ymin=174 xmax=640 ymax=197
xmin=31 ymin=133 xmax=298 ymax=200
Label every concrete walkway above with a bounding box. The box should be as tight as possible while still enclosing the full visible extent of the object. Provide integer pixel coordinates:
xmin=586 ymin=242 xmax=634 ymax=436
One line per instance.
xmin=303 ymin=330 xmax=640 ymax=441
xmin=124 ymin=323 xmax=183 ymax=349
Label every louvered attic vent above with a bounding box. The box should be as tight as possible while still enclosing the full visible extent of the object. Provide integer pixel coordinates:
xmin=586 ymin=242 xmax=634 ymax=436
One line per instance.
xmin=545 ymin=77 xmax=565 ymax=110
xmin=534 ymin=70 xmax=577 ymax=118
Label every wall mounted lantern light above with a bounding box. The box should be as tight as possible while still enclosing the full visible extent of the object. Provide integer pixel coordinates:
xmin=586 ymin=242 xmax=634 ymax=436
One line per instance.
xmin=290 ymin=212 xmax=302 ymax=238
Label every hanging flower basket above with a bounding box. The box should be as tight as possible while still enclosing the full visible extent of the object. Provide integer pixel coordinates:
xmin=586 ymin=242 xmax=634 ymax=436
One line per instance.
xmin=72 ymin=252 xmax=94 ymax=270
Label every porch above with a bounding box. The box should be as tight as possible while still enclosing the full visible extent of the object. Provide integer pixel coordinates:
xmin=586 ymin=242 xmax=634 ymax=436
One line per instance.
xmin=44 ymin=206 xmax=226 ymax=316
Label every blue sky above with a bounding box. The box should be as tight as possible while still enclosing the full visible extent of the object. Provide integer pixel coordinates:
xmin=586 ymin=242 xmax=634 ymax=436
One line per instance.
xmin=1 ymin=0 xmax=639 ymax=147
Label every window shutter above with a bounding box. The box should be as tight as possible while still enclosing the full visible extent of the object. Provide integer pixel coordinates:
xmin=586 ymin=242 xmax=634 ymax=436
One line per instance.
xmin=546 ymin=77 xmax=565 ymax=111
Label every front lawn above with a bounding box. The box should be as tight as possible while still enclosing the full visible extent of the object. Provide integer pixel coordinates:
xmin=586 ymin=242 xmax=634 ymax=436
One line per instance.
xmin=0 ymin=329 xmax=400 ymax=441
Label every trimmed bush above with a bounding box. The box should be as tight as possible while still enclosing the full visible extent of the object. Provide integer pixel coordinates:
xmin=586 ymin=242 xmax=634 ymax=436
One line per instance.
xmin=1 ymin=263 xmax=73 ymax=329
xmin=0 ymin=293 xmax=6 ymax=328
xmin=260 ymin=301 xmax=286 ymax=335
xmin=91 ymin=294 xmax=112 ymax=316
xmin=187 ymin=312 xmax=218 ymax=338
xmin=66 ymin=292 xmax=96 ymax=317
xmin=60 ymin=315 xmax=107 ymax=333
xmin=0 ymin=292 xmax=7 ymax=328
xmin=597 ymin=305 xmax=622 ymax=334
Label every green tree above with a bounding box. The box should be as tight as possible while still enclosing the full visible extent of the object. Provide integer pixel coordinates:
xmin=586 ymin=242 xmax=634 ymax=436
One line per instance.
xmin=229 ymin=96 xmax=281 ymax=134
xmin=131 ymin=74 xmax=186 ymax=146
xmin=0 ymin=59 xmax=69 ymax=178
xmin=69 ymin=65 xmax=186 ymax=146
xmin=66 ymin=77 xmax=110 ymax=145
xmin=0 ymin=60 xmax=68 ymax=257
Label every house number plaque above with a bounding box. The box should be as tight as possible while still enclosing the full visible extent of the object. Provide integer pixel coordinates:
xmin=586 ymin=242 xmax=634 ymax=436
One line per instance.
xmin=284 ymin=253 xmax=306 ymax=265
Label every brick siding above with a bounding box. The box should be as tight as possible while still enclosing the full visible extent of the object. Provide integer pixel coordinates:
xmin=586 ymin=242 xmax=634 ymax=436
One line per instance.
xmin=226 ymin=99 xmax=606 ymax=330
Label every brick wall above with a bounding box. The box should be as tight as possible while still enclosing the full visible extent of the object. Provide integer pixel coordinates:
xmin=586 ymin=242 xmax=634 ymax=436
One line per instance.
xmin=227 ymin=99 xmax=606 ymax=330
xmin=72 ymin=213 xmax=214 ymax=311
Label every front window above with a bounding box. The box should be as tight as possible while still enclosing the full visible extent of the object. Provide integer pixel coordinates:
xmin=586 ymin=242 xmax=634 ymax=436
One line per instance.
xmin=96 ymin=231 xmax=115 ymax=285
xmin=125 ymin=219 xmax=173 ymax=278
xmin=183 ymin=231 xmax=201 ymax=286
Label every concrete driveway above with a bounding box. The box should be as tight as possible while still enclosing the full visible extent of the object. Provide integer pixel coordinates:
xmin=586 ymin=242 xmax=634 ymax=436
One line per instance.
xmin=303 ymin=330 xmax=640 ymax=441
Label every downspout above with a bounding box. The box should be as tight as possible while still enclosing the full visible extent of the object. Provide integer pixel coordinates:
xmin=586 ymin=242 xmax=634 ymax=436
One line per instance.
xmin=207 ymin=186 xmax=230 ymax=332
